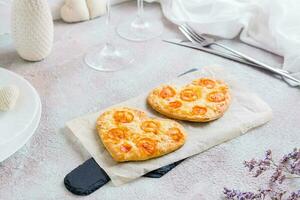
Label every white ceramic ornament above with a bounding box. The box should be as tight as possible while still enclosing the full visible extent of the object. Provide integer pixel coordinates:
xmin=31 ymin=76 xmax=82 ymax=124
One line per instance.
xmin=61 ymin=0 xmax=106 ymax=23
xmin=0 ymin=85 xmax=20 ymax=112
xmin=11 ymin=0 xmax=54 ymax=61
xmin=86 ymin=0 xmax=106 ymax=19
xmin=60 ymin=0 xmax=90 ymax=22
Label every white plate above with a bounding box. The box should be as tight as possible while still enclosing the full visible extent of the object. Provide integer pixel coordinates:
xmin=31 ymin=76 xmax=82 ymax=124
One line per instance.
xmin=0 ymin=67 xmax=40 ymax=145
xmin=0 ymin=100 xmax=41 ymax=162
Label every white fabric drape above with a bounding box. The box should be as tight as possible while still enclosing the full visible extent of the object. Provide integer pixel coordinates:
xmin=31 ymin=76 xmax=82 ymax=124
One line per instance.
xmin=158 ymin=0 xmax=300 ymax=75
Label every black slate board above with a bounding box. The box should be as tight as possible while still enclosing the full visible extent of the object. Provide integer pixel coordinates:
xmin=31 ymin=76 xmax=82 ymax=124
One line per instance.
xmin=64 ymin=158 xmax=110 ymax=196
xmin=64 ymin=158 xmax=184 ymax=196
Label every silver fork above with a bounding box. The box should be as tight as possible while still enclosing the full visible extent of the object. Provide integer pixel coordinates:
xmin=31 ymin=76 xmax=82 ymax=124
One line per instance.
xmin=179 ymin=24 xmax=300 ymax=85
xmin=179 ymin=24 xmax=289 ymax=74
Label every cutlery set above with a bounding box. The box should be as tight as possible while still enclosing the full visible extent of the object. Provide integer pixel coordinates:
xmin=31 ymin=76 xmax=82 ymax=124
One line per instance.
xmin=164 ymin=24 xmax=300 ymax=86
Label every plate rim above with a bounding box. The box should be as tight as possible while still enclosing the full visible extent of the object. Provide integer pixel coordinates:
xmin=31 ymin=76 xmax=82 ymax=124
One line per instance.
xmin=0 ymin=98 xmax=42 ymax=162
xmin=0 ymin=67 xmax=40 ymax=145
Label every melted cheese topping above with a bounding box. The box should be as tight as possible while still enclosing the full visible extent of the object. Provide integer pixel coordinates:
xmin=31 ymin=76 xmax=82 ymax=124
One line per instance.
xmin=96 ymin=107 xmax=186 ymax=162
xmin=148 ymin=77 xmax=230 ymax=122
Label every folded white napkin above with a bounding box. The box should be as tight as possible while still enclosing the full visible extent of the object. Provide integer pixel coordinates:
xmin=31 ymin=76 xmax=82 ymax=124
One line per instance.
xmin=157 ymin=0 xmax=300 ymax=81
xmin=66 ymin=66 xmax=272 ymax=185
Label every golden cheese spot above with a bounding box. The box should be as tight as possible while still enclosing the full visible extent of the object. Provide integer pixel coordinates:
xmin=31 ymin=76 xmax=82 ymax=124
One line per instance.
xmin=192 ymin=106 xmax=207 ymax=115
xmin=167 ymin=127 xmax=184 ymax=142
xmin=159 ymin=86 xmax=176 ymax=99
xmin=194 ymin=78 xmax=216 ymax=89
xmin=137 ymin=138 xmax=157 ymax=155
xmin=141 ymin=120 xmax=160 ymax=133
xmin=107 ymin=128 xmax=128 ymax=140
xmin=113 ymin=111 xmax=134 ymax=123
xmin=120 ymin=143 xmax=132 ymax=153
xmin=180 ymin=88 xmax=199 ymax=102
xmin=207 ymin=91 xmax=225 ymax=102
xmin=168 ymin=100 xmax=182 ymax=109
xmin=219 ymin=86 xmax=229 ymax=92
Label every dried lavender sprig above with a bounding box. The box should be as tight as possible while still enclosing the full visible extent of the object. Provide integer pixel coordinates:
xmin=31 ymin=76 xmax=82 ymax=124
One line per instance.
xmin=287 ymin=190 xmax=300 ymax=200
xmin=224 ymin=148 xmax=300 ymax=200
xmin=223 ymin=188 xmax=262 ymax=200
xmin=280 ymin=148 xmax=300 ymax=176
xmin=270 ymin=168 xmax=286 ymax=185
xmin=244 ymin=150 xmax=272 ymax=177
xmin=244 ymin=149 xmax=300 ymax=181
xmin=223 ymin=187 xmax=277 ymax=200
xmin=224 ymin=187 xmax=300 ymax=200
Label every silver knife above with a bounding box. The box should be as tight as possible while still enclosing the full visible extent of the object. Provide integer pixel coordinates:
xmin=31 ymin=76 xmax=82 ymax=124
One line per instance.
xmin=163 ymin=38 xmax=287 ymax=73
xmin=163 ymin=39 xmax=300 ymax=86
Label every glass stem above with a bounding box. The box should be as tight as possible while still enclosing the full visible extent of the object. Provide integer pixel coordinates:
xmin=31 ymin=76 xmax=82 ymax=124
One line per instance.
xmin=105 ymin=0 xmax=113 ymax=49
xmin=137 ymin=0 xmax=144 ymax=20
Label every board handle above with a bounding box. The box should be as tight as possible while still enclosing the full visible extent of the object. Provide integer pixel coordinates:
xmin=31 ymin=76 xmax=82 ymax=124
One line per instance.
xmin=64 ymin=158 xmax=184 ymax=195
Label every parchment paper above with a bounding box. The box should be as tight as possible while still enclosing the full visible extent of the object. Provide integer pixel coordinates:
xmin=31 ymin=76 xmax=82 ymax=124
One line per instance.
xmin=66 ymin=66 xmax=272 ymax=186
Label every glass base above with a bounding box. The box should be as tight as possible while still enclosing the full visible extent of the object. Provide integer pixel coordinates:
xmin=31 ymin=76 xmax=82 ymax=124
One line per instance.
xmin=84 ymin=43 xmax=134 ymax=72
xmin=117 ymin=17 xmax=163 ymax=42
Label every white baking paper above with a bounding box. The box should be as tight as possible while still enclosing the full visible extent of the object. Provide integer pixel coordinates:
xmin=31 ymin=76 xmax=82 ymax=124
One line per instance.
xmin=66 ymin=66 xmax=272 ymax=185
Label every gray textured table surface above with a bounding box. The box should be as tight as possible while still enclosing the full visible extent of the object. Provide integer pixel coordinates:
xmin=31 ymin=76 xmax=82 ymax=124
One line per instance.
xmin=0 ymin=1 xmax=299 ymax=200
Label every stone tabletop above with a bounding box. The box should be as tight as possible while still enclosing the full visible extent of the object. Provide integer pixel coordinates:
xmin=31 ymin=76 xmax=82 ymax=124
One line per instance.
xmin=0 ymin=1 xmax=299 ymax=200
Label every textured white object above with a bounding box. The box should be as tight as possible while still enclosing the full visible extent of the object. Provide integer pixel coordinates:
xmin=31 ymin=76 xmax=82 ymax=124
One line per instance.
xmin=60 ymin=0 xmax=106 ymax=23
xmin=11 ymin=0 xmax=54 ymax=61
xmin=0 ymin=85 xmax=20 ymax=111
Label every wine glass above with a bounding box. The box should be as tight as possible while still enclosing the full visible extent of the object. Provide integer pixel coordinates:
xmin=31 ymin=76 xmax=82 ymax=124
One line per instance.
xmin=117 ymin=0 xmax=163 ymax=42
xmin=84 ymin=0 xmax=134 ymax=72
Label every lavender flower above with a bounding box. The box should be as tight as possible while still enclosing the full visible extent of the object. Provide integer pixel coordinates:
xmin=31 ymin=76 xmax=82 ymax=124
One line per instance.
xmin=291 ymin=160 xmax=300 ymax=175
xmin=224 ymin=148 xmax=300 ymax=200
xmin=223 ymin=188 xmax=262 ymax=200
xmin=224 ymin=188 xmax=238 ymax=199
xmin=280 ymin=155 xmax=290 ymax=164
xmin=244 ymin=159 xmax=257 ymax=172
xmin=244 ymin=150 xmax=272 ymax=177
xmin=270 ymin=168 xmax=286 ymax=184
xmin=280 ymin=148 xmax=300 ymax=176
xmin=287 ymin=190 xmax=300 ymax=200
xmin=269 ymin=190 xmax=287 ymax=200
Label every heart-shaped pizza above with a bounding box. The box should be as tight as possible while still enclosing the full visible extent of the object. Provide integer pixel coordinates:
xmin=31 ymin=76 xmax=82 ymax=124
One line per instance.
xmin=147 ymin=77 xmax=231 ymax=122
xmin=96 ymin=107 xmax=186 ymax=162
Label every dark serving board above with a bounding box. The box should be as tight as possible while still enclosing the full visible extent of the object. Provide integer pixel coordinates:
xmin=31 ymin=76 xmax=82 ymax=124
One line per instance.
xmin=64 ymin=68 xmax=198 ymax=196
xmin=64 ymin=158 xmax=184 ymax=196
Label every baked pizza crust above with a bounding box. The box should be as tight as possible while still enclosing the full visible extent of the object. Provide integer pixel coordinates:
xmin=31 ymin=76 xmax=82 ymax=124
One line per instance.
xmin=96 ymin=107 xmax=186 ymax=162
xmin=147 ymin=78 xmax=231 ymax=122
